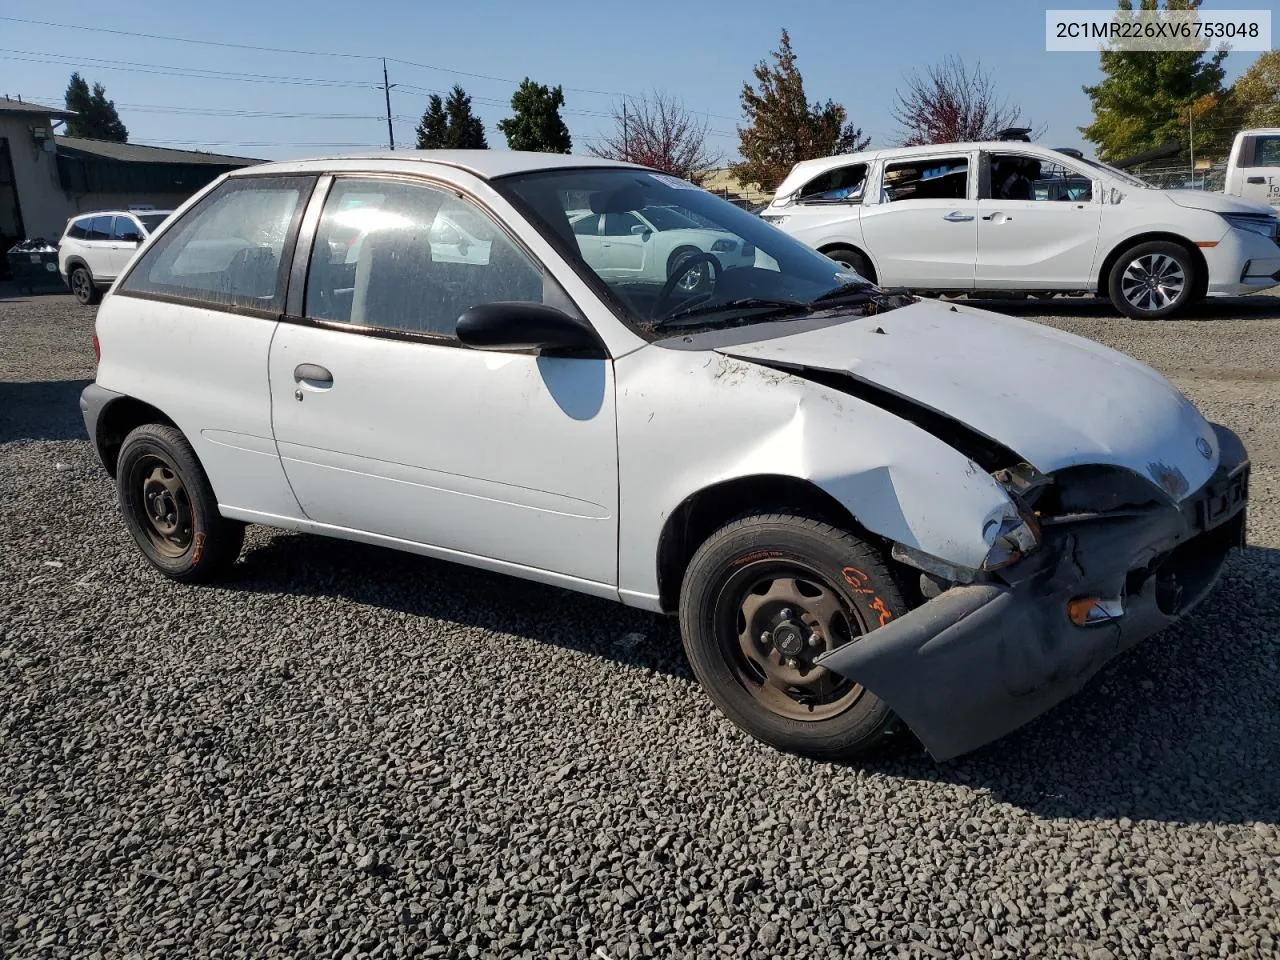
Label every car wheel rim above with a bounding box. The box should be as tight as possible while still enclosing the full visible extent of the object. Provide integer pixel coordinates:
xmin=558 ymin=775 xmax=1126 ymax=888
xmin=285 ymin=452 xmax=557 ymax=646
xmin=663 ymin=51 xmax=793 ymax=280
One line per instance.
xmin=714 ymin=560 xmax=867 ymax=722
xmin=72 ymin=271 xmax=89 ymax=300
xmin=1120 ymin=253 xmax=1185 ymax=313
xmin=676 ymin=265 xmax=704 ymax=292
xmin=132 ymin=455 xmax=194 ymax=558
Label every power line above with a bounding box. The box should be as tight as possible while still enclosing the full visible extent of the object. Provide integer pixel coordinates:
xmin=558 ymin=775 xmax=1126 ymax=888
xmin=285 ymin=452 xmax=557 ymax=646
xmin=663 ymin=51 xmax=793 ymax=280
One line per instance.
xmin=2 ymin=50 xmax=376 ymax=88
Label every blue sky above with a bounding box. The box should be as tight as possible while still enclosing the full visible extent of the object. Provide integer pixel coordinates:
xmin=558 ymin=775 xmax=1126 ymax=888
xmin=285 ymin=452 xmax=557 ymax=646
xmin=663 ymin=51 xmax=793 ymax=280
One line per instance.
xmin=0 ymin=0 xmax=1268 ymax=162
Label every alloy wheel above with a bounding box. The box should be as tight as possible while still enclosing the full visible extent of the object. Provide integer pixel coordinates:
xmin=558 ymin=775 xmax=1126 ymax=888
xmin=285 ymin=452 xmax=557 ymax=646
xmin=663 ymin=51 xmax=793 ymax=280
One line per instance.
xmin=1120 ymin=253 xmax=1185 ymax=313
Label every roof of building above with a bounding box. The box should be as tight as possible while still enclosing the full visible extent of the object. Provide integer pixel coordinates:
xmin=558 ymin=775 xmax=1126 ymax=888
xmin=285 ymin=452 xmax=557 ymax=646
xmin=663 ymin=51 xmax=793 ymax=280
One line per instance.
xmin=238 ymin=149 xmax=646 ymax=181
xmin=0 ymin=96 xmax=75 ymax=119
xmin=55 ymin=136 xmax=263 ymax=167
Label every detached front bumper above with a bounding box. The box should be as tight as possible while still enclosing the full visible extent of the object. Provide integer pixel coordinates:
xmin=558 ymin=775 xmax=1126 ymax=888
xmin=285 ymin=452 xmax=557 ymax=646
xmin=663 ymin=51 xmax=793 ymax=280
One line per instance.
xmin=816 ymin=424 xmax=1250 ymax=761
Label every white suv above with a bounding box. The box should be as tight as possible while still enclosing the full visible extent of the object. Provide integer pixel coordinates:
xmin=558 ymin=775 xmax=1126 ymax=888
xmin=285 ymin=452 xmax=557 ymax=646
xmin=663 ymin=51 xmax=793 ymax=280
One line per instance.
xmin=762 ymin=142 xmax=1280 ymax=319
xmin=58 ymin=209 xmax=173 ymax=305
xmin=80 ymin=151 xmax=1248 ymax=762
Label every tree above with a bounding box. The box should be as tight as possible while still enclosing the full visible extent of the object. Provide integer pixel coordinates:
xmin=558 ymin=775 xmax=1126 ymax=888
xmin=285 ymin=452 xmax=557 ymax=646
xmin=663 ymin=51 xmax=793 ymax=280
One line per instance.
xmin=498 ymin=79 xmax=572 ymax=153
xmin=1231 ymin=50 xmax=1280 ymax=128
xmin=63 ymin=73 xmax=128 ymax=142
xmin=892 ymin=57 xmax=1034 ymax=145
xmin=587 ymin=90 xmax=719 ymax=182
xmin=415 ymin=85 xmax=488 ymax=149
xmin=732 ymin=30 xmax=869 ymax=193
xmin=1081 ymin=0 xmax=1227 ymax=161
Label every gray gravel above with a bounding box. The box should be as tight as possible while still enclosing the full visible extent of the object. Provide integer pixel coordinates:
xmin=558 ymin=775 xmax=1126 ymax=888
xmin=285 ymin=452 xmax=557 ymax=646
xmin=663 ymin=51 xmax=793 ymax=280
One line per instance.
xmin=2 ymin=290 xmax=1279 ymax=959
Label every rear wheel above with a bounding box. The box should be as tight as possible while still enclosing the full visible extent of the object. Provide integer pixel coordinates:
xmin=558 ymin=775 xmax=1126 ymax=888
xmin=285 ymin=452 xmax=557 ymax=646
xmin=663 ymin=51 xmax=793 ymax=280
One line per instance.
xmin=678 ymin=512 xmax=908 ymax=758
xmin=824 ymin=246 xmax=875 ymax=282
xmin=70 ymin=265 xmax=100 ymax=306
xmin=116 ymin=423 xmax=244 ymax=582
xmin=1107 ymin=241 xmax=1197 ymax=319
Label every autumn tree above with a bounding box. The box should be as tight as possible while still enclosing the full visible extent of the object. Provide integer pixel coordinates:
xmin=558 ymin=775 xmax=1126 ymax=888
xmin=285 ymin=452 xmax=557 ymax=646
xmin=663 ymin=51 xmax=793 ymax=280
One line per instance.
xmin=1231 ymin=50 xmax=1280 ymax=128
xmin=732 ymin=29 xmax=869 ymax=192
xmin=892 ymin=57 xmax=1034 ymax=145
xmin=498 ymin=79 xmax=572 ymax=153
xmin=1081 ymin=0 xmax=1227 ymax=160
xmin=63 ymin=73 xmax=128 ymax=142
xmin=587 ymin=91 xmax=719 ymax=182
xmin=416 ymin=85 xmax=487 ymax=149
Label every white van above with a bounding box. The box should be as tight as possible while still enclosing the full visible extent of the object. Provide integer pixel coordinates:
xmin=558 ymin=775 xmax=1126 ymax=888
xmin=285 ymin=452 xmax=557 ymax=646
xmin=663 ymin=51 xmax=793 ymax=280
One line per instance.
xmin=1225 ymin=128 xmax=1280 ymax=210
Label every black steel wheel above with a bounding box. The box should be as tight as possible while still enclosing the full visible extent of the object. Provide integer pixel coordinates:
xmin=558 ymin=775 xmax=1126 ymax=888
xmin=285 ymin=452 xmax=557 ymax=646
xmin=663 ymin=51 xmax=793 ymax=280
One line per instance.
xmin=117 ymin=423 xmax=244 ymax=582
xmin=679 ymin=512 xmax=908 ymax=758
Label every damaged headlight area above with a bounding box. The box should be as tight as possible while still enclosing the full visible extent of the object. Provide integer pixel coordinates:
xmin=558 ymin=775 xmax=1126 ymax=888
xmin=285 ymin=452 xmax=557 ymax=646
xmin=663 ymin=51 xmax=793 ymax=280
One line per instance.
xmin=980 ymin=508 xmax=1042 ymax=570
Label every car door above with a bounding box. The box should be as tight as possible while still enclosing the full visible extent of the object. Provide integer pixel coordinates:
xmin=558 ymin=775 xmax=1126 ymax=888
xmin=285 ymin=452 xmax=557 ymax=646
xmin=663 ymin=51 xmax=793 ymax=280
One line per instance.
xmin=108 ymin=215 xmax=144 ymax=275
xmin=1236 ymin=133 xmax=1280 ymax=210
xmin=598 ymin=211 xmax=649 ymax=276
xmin=857 ymin=153 xmax=977 ymax=288
xmin=83 ymin=215 xmax=117 ymax=278
xmin=773 ymin=161 xmax=869 ymax=251
xmin=268 ymin=175 xmax=619 ymax=586
xmin=975 ymin=152 xmax=1104 ymax=288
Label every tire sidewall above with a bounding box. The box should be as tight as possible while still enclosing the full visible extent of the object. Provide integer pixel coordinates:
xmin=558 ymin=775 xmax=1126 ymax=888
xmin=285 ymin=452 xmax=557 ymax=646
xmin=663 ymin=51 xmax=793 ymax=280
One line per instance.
xmin=116 ymin=426 xmax=220 ymax=580
xmin=1108 ymin=241 xmax=1196 ymax=320
xmin=667 ymin=245 xmax=712 ymax=293
xmin=825 ymin=247 xmax=873 ymax=282
xmin=679 ymin=517 xmax=906 ymax=757
xmin=71 ymin=266 xmax=96 ymax=306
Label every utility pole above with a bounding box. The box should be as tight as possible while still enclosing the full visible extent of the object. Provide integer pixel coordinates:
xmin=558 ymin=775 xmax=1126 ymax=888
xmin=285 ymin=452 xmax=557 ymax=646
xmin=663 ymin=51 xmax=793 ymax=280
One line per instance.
xmin=1188 ymin=105 xmax=1194 ymax=190
xmin=382 ymin=58 xmax=396 ymax=151
xmin=622 ymin=99 xmax=628 ymax=161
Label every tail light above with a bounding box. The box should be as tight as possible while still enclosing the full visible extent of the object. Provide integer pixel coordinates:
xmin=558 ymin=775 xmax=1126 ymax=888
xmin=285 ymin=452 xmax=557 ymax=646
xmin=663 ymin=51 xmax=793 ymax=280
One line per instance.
xmin=92 ymin=333 xmax=101 ymax=363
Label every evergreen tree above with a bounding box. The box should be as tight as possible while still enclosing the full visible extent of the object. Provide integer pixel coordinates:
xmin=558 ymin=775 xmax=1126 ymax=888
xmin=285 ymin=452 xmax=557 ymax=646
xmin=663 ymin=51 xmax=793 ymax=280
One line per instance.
xmin=63 ymin=72 xmax=128 ymax=142
xmin=732 ymin=30 xmax=868 ymax=192
xmin=1081 ymin=0 xmax=1226 ymax=160
xmin=415 ymin=94 xmax=449 ymax=149
xmin=498 ymin=79 xmax=572 ymax=153
xmin=415 ymin=85 xmax=488 ymax=149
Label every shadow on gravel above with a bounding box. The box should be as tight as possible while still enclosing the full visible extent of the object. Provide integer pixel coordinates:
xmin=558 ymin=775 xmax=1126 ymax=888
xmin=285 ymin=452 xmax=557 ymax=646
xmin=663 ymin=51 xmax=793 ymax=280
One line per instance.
xmin=236 ymin=530 xmax=1280 ymax=826
xmin=861 ymin=544 xmax=1280 ymax=826
xmin=967 ymin=294 xmax=1280 ymax=321
xmin=0 ymin=379 xmax=92 ymax=442
xmin=235 ymin=532 xmax=691 ymax=678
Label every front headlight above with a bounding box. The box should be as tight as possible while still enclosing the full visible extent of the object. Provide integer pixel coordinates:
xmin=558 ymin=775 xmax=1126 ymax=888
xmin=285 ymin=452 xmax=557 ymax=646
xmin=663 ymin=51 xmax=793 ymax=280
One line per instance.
xmin=710 ymin=238 xmax=738 ymax=253
xmin=760 ymin=214 xmax=788 ymax=226
xmin=981 ymin=509 xmax=1042 ymax=571
xmin=1222 ymin=213 xmax=1279 ymax=239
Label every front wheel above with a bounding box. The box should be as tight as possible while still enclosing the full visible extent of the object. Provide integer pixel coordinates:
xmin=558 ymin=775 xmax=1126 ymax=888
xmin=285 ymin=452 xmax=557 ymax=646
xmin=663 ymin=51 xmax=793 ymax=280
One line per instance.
xmin=678 ymin=512 xmax=908 ymax=759
xmin=1107 ymin=241 xmax=1197 ymax=319
xmin=116 ymin=423 xmax=244 ymax=582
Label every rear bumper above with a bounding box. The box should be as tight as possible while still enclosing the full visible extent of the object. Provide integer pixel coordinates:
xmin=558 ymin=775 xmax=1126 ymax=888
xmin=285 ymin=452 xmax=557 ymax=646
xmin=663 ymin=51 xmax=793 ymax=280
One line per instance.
xmin=817 ymin=423 xmax=1250 ymax=761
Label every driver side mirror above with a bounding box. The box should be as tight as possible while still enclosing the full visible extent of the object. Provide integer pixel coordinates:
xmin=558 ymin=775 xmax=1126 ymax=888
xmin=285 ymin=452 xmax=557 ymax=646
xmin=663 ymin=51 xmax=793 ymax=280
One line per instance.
xmin=119 ymin=232 xmax=142 ymax=244
xmin=630 ymin=224 xmax=652 ymax=240
xmin=456 ymin=302 xmax=604 ymax=357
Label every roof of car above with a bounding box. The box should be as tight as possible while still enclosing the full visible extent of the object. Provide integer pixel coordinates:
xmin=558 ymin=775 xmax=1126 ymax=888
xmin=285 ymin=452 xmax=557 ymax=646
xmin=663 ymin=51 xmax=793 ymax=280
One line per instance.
xmin=71 ymin=209 xmax=175 ymax=220
xmin=231 ymin=150 xmax=650 ymax=181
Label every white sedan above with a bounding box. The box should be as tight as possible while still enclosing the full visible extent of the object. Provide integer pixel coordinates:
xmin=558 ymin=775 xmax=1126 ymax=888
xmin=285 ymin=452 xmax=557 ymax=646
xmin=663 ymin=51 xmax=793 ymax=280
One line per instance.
xmin=81 ymin=151 xmax=1249 ymax=761
xmin=763 ymin=141 xmax=1280 ymax=319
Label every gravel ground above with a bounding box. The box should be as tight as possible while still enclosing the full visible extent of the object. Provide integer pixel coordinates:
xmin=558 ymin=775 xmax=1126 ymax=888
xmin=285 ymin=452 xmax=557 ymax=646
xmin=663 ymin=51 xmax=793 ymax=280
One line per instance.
xmin=2 ymin=290 xmax=1278 ymax=960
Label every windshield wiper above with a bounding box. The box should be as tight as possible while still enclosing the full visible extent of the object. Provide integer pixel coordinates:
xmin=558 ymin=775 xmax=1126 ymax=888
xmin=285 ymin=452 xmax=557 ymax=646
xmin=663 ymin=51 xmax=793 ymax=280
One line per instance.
xmin=809 ymin=280 xmax=876 ymax=305
xmin=652 ymin=297 xmax=812 ymax=330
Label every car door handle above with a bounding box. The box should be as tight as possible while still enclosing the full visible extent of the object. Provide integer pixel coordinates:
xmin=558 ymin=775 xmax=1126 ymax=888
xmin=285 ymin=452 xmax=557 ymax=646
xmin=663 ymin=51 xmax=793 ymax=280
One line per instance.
xmin=942 ymin=211 xmax=974 ymax=222
xmin=293 ymin=363 xmax=333 ymax=386
xmin=980 ymin=215 xmax=1013 ymax=222
xmin=1247 ymin=176 xmax=1266 ymax=184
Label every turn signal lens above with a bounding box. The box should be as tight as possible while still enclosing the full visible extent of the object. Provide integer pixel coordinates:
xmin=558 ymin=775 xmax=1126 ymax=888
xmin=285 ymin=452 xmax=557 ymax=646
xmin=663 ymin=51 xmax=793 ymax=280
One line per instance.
xmin=92 ymin=333 xmax=100 ymax=363
xmin=1067 ymin=596 xmax=1125 ymax=626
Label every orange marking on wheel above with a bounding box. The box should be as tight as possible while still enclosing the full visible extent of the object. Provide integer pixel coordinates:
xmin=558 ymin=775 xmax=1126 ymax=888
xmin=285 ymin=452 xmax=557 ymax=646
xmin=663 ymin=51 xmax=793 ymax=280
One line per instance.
xmin=841 ymin=566 xmax=875 ymax=594
xmin=869 ymin=596 xmax=893 ymax=628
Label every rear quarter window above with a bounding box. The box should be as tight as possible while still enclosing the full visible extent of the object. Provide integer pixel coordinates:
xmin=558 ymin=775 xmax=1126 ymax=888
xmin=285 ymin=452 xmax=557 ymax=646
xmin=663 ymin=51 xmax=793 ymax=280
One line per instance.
xmin=120 ymin=177 xmax=312 ymax=313
xmin=66 ymin=218 xmax=90 ymax=240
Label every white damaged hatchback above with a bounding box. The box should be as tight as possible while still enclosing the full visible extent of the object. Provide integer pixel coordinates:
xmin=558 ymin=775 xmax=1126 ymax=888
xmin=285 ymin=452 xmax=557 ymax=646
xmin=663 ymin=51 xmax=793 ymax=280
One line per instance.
xmin=82 ymin=151 xmax=1250 ymax=761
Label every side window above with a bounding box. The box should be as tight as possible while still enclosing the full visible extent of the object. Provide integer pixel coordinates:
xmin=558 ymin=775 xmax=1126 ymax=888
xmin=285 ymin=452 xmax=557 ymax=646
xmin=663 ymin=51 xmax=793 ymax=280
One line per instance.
xmin=1255 ymin=136 xmax=1280 ymax=168
xmin=571 ymin=214 xmax=600 ymax=236
xmin=797 ymin=163 xmax=868 ymax=203
xmin=602 ymin=212 xmax=643 ymax=236
xmin=121 ymin=177 xmax=309 ymax=312
xmin=882 ymin=157 xmax=970 ymax=202
xmin=111 ymin=217 xmax=143 ymax=242
xmin=987 ymin=154 xmax=1092 ymax=202
xmin=66 ymin=218 xmax=90 ymax=240
xmin=304 ymin=177 xmax=545 ymax=339
xmin=87 ymin=216 xmax=113 ymax=241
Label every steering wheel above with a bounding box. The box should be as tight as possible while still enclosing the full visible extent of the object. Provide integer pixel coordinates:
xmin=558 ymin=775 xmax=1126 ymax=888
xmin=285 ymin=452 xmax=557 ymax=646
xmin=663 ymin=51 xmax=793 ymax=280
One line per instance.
xmin=650 ymin=251 xmax=721 ymax=320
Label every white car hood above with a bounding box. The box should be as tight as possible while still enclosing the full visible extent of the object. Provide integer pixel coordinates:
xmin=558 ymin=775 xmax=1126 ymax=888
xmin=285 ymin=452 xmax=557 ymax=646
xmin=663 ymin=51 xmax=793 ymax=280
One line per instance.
xmin=715 ymin=300 xmax=1221 ymax=500
xmin=1162 ymin=189 xmax=1276 ymax=216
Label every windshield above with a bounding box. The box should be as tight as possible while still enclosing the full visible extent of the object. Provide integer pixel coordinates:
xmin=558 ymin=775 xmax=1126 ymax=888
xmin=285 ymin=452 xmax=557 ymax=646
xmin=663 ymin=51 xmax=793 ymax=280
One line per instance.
xmin=138 ymin=213 xmax=171 ymax=233
xmin=1076 ymin=156 xmax=1152 ymax=190
xmin=494 ymin=168 xmax=911 ymax=340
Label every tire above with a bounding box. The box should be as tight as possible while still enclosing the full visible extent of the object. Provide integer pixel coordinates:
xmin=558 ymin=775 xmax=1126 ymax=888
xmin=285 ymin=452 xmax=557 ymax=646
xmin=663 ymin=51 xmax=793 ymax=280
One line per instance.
xmin=1107 ymin=241 xmax=1197 ymax=320
xmin=69 ymin=265 xmax=100 ymax=306
xmin=667 ymin=245 xmax=713 ymax=294
xmin=116 ymin=423 xmax=244 ymax=583
xmin=678 ymin=511 xmax=909 ymax=759
xmin=824 ymin=246 xmax=874 ymax=282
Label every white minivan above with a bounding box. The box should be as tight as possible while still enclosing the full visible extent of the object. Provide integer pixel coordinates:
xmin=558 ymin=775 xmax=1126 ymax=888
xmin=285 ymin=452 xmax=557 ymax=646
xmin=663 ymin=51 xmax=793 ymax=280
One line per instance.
xmin=763 ymin=141 xmax=1280 ymax=319
xmin=1224 ymin=128 xmax=1280 ymax=211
